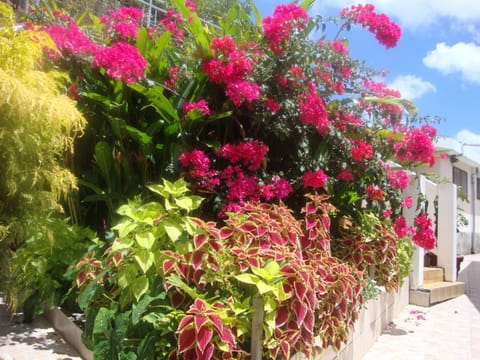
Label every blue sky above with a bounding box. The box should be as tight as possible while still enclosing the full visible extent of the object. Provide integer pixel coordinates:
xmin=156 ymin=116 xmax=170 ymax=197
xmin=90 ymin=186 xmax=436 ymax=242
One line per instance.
xmin=255 ymin=0 xmax=480 ymax=161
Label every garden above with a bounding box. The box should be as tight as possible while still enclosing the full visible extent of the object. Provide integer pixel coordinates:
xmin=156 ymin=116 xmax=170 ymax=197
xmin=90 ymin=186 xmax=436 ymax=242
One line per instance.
xmin=0 ymin=0 xmax=438 ymax=358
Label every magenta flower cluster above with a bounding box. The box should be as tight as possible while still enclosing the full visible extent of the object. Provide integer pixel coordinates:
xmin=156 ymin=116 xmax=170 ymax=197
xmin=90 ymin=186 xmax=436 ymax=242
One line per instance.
xmin=179 ymin=140 xmax=295 ymax=216
xmin=394 ymin=125 xmax=437 ymax=166
xmin=263 ymin=3 xmax=309 ymax=54
xmin=388 ymin=169 xmax=409 ymax=190
xmin=93 ymin=42 xmax=147 ymax=84
xmin=341 ymin=4 xmax=401 ymax=49
xmin=183 ymin=100 xmax=211 ymax=116
xmin=412 ymin=212 xmax=436 ymax=250
xmin=45 ymin=8 xmax=147 ymax=84
xmin=46 ymin=20 xmax=99 ymax=57
xmin=302 ymin=169 xmax=328 ymax=189
xmin=298 ymin=82 xmax=330 ymax=135
xmin=100 ymin=7 xmax=143 ymax=39
xmin=202 ymin=35 xmax=260 ymax=107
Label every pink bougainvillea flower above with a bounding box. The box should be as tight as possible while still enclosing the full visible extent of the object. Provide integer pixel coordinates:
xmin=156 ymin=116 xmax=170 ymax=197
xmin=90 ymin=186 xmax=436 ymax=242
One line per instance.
xmin=264 ymin=98 xmax=281 ymax=113
xmin=210 ymin=35 xmax=237 ymax=56
xmin=401 ymin=195 xmax=413 ymax=209
xmin=262 ymin=3 xmax=309 ymax=54
xmin=45 ymin=20 xmax=99 ymax=57
xmin=179 ymin=149 xmax=211 ymax=177
xmin=337 ymin=168 xmax=354 ymax=181
xmin=394 ymin=125 xmax=437 ymax=166
xmin=273 ymin=176 xmax=293 ymax=198
xmin=365 ymin=184 xmax=384 ymax=201
xmin=389 ymin=169 xmax=409 ymax=190
xmin=183 ymin=99 xmax=211 ymax=116
xmin=412 ymin=212 xmax=436 ymax=250
xmin=350 ymin=139 xmax=373 ymax=162
xmin=303 ymin=169 xmax=328 ymax=189
xmin=383 ymin=209 xmax=393 ymax=218
xmin=341 ymin=4 xmax=401 ymax=49
xmin=92 ymin=42 xmax=147 ymax=83
xmin=393 ymin=216 xmax=413 ymax=239
xmin=219 ymin=140 xmax=268 ymax=171
xmin=101 ymin=7 xmax=143 ymax=39
xmin=160 ymin=9 xmax=185 ymax=43
xmin=225 ymin=80 xmax=261 ymax=107
xmin=298 ymin=82 xmax=330 ymax=135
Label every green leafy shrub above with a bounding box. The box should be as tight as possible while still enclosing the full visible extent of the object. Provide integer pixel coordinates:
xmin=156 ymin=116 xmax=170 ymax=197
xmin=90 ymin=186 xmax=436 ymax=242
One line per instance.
xmin=0 ymin=2 xmax=87 ymax=315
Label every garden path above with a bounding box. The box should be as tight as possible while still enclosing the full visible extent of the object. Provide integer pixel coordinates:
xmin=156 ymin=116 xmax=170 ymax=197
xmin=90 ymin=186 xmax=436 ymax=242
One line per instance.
xmin=362 ymin=253 xmax=480 ymax=359
xmin=0 ymin=296 xmax=81 ymax=360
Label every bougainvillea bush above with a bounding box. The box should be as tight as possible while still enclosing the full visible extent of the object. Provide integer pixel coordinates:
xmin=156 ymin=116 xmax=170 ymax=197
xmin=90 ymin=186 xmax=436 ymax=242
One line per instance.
xmin=10 ymin=0 xmax=440 ymax=358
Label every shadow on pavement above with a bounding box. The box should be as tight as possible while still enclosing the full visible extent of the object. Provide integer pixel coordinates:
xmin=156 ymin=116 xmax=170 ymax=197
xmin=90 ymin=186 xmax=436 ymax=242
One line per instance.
xmin=0 ymin=299 xmax=80 ymax=359
xmin=458 ymin=260 xmax=480 ymax=312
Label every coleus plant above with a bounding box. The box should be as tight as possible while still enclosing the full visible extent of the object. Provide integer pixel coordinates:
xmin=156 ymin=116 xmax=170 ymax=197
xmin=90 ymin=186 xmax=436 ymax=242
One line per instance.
xmin=75 ymin=177 xmax=364 ymax=359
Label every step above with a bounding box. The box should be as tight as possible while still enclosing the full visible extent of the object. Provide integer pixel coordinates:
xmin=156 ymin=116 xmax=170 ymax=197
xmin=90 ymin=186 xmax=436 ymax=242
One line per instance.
xmin=410 ymin=281 xmax=465 ymax=307
xmin=423 ymin=267 xmax=444 ymax=284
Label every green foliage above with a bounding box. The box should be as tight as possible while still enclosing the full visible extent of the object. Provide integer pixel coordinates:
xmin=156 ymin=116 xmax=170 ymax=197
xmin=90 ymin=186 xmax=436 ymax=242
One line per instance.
xmin=0 ymin=2 xmax=87 ymax=314
xmin=4 ymin=216 xmax=94 ymax=318
xmin=75 ymin=178 xmax=202 ymax=357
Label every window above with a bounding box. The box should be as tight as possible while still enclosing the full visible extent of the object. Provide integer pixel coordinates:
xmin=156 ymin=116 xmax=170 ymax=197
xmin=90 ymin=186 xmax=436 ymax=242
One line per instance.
xmin=477 ymin=178 xmax=480 ymax=200
xmin=453 ymin=166 xmax=468 ymax=197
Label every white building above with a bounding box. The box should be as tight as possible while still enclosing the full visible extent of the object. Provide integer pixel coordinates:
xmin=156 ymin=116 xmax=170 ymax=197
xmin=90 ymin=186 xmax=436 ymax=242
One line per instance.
xmin=424 ymin=137 xmax=480 ymax=255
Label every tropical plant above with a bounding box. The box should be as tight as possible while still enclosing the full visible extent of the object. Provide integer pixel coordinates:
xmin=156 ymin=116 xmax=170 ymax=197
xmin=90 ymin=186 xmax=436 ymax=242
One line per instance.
xmin=75 ymin=181 xmax=364 ymax=359
xmin=0 ymin=2 xmax=87 ymax=315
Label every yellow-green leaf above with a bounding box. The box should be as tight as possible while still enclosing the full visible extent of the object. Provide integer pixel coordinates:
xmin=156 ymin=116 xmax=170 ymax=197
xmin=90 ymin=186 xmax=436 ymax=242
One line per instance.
xmin=134 ymin=249 xmax=154 ymax=273
xmin=130 ymin=275 xmax=149 ymax=302
xmin=135 ymin=232 xmax=155 ymax=250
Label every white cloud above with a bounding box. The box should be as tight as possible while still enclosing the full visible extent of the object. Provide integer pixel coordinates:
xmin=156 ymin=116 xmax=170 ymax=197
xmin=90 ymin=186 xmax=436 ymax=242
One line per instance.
xmin=423 ymin=42 xmax=480 ymax=84
xmin=388 ymin=75 xmax=436 ymax=100
xmin=313 ymin=0 xmax=480 ymax=30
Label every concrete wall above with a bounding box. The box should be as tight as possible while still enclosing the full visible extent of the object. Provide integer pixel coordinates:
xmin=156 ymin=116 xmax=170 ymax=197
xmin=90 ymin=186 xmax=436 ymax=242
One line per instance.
xmin=292 ymin=278 xmax=410 ymax=360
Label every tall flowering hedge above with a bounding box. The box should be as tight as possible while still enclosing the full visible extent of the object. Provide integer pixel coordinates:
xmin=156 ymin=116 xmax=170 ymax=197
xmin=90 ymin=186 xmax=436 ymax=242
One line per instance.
xmin=19 ymin=0 xmax=440 ymax=358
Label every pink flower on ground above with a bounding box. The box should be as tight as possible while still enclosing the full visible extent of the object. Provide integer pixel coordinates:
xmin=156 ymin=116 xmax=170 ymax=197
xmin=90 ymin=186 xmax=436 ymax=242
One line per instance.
xmin=183 ymin=99 xmax=211 ymax=116
xmin=92 ymin=42 xmax=147 ymax=83
xmin=303 ymin=169 xmax=328 ymax=189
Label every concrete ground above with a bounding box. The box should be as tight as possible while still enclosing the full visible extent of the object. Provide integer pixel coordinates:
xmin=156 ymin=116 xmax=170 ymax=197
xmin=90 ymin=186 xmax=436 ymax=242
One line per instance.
xmin=362 ymin=253 xmax=480 ymax=360
xmin=1 ymin=254 xmax=480 ymax=360
xmin=0 ymin=297 xmax=82 ymax=360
